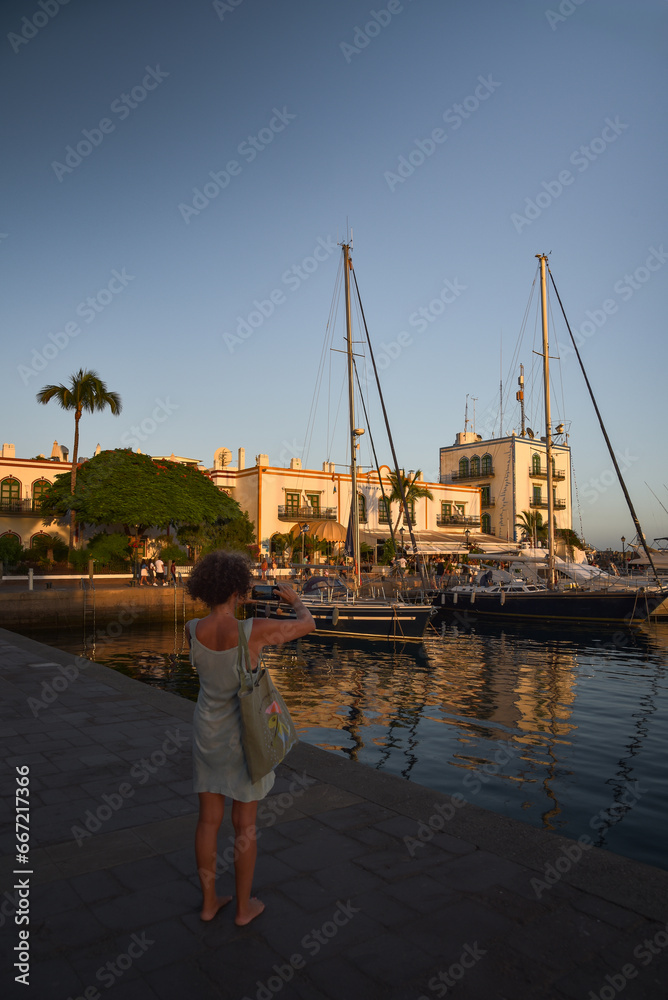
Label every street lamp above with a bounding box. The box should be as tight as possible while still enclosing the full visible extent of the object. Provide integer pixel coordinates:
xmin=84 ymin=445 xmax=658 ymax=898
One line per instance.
xmin=621 ymin=536 xmax=625 ymax=576
xmin=301 ymin=523 xmax=309 ymax=566
xmin=400 ymin=526 xmax=405 ymax=554
xmin=464 ymin=528 xmax=470 ymax=551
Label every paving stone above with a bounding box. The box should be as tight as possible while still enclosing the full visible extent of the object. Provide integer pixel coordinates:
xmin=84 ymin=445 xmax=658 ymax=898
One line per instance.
xmin=70 ymin=868 xmax=125 ymax=903
xmin=511 ymin=906 xmax=627 ymax=971
xmin=143 ymin=962 xmax=227 ymax=1000
xmin=311 ymin=859 xmax=380 ymax=896
xmin=15 ymin=954 xmax=85 ymax=1000
xmin=430 ymin=848 xmax=530 ymax=893
xmin=112 ymin=855 xmax=185 ymax=891
xmin=400 ymin=897 xmax=515 ymax=959
xmin=275 ymin=829 xmax=376 ymax=872
xmin=306 ymin=954 xmax=380 ymax=999
xmin=128 ymin=917 xmax=203 ymax=972
xmin=346 ymin=929 xmax=435 ymax=983
xmin=92 ymin=881 xmax=200 ymax=931
xmin=570 ymin=890 xmax=649 ymax=930
xmin=382 ymin=873 xmax=461 ymax=913
xmin=273 ymin=875 xmax=332 ymax=913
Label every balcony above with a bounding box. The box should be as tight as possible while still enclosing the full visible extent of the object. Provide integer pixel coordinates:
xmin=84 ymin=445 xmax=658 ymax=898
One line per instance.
xmin=0 ymin=499 xmax=43 ymax=515
xmin=446 ymin=467 xmax=494 ymax=481
xmin=436 ymin=515 xmax=481 ymax=527
xmin=529 ymin=498 xmax=567 ymax=510
xmin=529 ymin=466 xmax=566 ymax=481
xmin=277 ymin=505 xmax=337 ymax=521
xmin=481 ymin=497 xmax=495 ymax=508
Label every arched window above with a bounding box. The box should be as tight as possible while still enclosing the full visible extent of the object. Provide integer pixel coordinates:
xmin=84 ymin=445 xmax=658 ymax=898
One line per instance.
xmin=481 ymin=513 xmax=492 ymax=534
xmin=532 ymin=453 xmax=541 ymax=474
xmin=458 ymin=457 xmax=469 ymax=478
xmin=470 ymin=455 xmax=480 ymax=476
xmin=358 ymin=493 xmax=367 ymax=523
xmin=1 ymin=478 xmax=21 ymax=504
xmin=481 ymin=454 xmax=492 ymax=475
xmin=378 ymin=497 xmax=391 ymax=524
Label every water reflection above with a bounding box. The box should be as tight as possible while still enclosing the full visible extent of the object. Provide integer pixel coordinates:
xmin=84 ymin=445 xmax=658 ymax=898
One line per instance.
xmin=20 ymin=612 xmax=668 ymax=871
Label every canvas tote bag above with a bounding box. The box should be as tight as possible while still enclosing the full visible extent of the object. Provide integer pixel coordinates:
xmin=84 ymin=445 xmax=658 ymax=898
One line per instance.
xmin=236 ymin=621 xmax=298 ymax=783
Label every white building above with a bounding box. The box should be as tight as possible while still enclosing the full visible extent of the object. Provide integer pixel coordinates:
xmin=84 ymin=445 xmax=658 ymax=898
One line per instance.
xmin=209 ymin=447 xmax=483 ymax=560
xmin=0 ymin=441 xmax=72 ymax=551
xmin=439 ymin=430 xmax=572 ymax=542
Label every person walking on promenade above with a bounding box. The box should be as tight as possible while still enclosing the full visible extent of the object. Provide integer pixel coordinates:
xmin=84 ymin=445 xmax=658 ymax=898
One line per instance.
xmin=154 ymin=555 xmax=165 ymax=586
xmin=139 ymin=561 xmax=149 ymax=586
xmin=260 ymin=557 xmax=268 ymax=581
xmin=186 ymin=551 xmax=315 ymax=926
xmin=148 ymin=559 xmax=157 ymax=585
xmin=170 ymin=560 xmax=177 ymax=586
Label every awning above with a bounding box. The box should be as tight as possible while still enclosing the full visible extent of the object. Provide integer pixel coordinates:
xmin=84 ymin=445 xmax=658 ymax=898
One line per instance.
xmin=358 ymin=528 xmax=498 ymax=555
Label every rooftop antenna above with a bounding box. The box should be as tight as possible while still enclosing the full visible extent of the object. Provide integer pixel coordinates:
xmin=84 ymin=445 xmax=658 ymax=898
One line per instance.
xmin=464 ymin=393 xmax=469 ymax=432
xmin=471 ymin=396 xmax=478 ymax=435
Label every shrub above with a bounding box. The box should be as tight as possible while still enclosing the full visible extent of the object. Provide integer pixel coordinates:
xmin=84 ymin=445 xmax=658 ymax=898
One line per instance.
xmin=0 ymin=535 xmax=24 ymax=566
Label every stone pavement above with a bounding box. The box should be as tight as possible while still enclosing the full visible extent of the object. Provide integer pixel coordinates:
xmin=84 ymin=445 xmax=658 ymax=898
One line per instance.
xmin=1 ymin=627 xmax=667 ymax=1000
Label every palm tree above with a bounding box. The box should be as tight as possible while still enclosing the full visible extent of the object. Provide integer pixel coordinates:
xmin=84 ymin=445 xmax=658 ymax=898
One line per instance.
xmin=515 ymin=509 xmax=547 ymax=548
xmin=36 ymin=369 xmax=122 ymax=549
xmin=387 ymin=469 xmax=433 ymax=538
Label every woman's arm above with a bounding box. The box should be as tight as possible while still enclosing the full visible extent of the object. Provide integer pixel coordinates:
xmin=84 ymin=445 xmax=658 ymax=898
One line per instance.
xmin=247 ymin=583 xmax=315 ymax=656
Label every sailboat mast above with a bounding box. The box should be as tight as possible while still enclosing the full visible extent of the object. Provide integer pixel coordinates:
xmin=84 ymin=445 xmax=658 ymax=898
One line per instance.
xmin=343 ymin=243 xmax=361 ymax=586
xmin=538 ymin=254 xmax=556 ymax=588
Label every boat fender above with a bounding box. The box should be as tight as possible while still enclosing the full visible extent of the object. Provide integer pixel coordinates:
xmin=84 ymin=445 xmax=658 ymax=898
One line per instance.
xmin=453 ymin=592 xmax=457 ymax=605
xmin=470 ymin=590 xmax=475 ymax=605
xmin=331 ymin=607 xmax=339 ymax=626
xmin=500 ymin=590 xmax=505 ymax=606
xmin=441 ymin=593 xmax=445 ymax=606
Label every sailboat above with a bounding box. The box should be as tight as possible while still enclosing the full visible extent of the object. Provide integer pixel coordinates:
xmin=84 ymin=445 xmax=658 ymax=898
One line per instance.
xmin=253 ymin=242 xmax=434 ymax=640
xmin=435 ymin=254 xmax=667 ymax=625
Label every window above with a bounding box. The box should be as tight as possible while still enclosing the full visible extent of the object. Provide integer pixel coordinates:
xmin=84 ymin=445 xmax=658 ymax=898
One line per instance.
xmin=285 ymin=492 xmax=300 ymax=513
xmin=305 ymin=493 xmax=320 ymax=514
xmin=533 ymin=485 xmax=542 ymax=505
xmin=378 ymin=497 xmax=391 ymax=523
xmin=441 ymin=502 xmax=452 ymax=518
xmin=481 ymin=454 xmax=492 ymax=475
xmin=402 ymin=500 xmax=416 ymax=523
xmin=358 ymin=493 xmax=367 ymax=522
xmin=481 ymin=513 xmax=492 ymax=534
xmin=470 ymin=455 xmax=480 ymax=476
xmin=455 ymin=503 xmax=465 ymax=516
xmin=532 ymin=453 xmax=541 ymax=474
xmin=458 ymin=457 xmax=469 ymax=478
xmin=32 ymin=479 xmax=50 ymax=500
xmin=1 ymin=478 xmax=21 ymax=503
xmin=481 ymin=486 xmax=490 ymax=506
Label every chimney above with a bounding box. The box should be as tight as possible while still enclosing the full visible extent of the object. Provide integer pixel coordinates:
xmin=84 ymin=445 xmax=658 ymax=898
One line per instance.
xmin=2 ymin=443 xmax=15 ymax=459
xmin=255 ymin=454 xmax=269 ymax=468
xmin=290 ymin=458 xmax=302 ymax=470
xmin=238 ymin=447 xmax=245 ymax=470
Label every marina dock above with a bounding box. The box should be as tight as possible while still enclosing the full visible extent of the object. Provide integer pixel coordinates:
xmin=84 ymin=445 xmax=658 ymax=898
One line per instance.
xmin=1 ymin=627 xmax=667 ymax=1000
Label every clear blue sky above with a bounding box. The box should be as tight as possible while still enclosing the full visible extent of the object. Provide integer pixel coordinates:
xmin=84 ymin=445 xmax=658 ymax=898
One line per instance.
xmin=2 ymin=0 xmax=666 ymax=549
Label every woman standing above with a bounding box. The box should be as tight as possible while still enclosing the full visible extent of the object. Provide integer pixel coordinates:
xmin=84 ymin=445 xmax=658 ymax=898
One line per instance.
xmin=186 ymin=551 xmax=314 ymax=925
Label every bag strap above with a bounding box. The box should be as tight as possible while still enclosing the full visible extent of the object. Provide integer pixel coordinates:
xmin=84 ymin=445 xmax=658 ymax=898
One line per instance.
xmin=237 ymin=620 xmax=254 ymax=688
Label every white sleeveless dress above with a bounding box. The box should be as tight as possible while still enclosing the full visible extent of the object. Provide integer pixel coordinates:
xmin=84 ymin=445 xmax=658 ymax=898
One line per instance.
xmin=190 ymin=618 xmax=275 ymax=801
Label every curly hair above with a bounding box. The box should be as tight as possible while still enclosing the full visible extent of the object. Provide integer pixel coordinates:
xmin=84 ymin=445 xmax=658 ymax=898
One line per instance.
xmin=186 ymin=550 xmax=252 ymax=608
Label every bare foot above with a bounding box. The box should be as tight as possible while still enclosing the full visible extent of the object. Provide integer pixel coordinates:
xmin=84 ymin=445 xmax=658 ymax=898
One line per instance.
xmin=200 ymin=895 xmax=232 ymax=921
xmin=235 ymin=896 xmax=265 ymax=926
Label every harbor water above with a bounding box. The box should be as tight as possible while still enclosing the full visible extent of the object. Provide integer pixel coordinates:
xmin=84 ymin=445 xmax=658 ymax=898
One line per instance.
xmin=19 ymin=612 xmax=668 ymax=873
